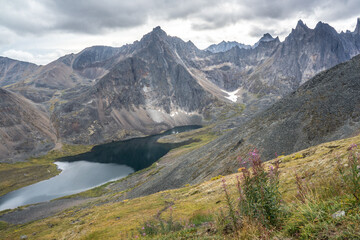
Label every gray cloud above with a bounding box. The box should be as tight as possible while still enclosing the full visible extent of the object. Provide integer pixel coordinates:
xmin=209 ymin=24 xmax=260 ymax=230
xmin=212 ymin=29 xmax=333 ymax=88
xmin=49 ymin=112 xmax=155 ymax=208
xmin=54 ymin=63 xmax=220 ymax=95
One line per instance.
xmin=248 ymin=25 xmax=291 ymax=39
xmin=192 ymin=12 xmax=241 ymax=30
xmin=0 ymin=0 xmax=359 ymax=35
xmin=48 ymin=0 xmax=150 ymax=33
xmin=314 ymin=0 xmax=360 ymax=22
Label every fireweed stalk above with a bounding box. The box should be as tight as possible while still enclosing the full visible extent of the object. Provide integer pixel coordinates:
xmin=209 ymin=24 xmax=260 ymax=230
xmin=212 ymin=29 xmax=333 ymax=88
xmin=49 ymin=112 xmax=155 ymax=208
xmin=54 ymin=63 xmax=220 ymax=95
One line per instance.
xmin=221 ymin=149 xmax=283 ymax=232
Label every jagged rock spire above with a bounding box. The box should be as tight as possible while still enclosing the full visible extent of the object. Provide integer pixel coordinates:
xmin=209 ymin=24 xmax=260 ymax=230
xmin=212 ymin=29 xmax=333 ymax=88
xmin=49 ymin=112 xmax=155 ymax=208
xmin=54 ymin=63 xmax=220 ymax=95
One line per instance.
xmin=296 ymin=19 xmax=307 ymax=29
xmin=355 ymin=18 xmax=360 ymax=34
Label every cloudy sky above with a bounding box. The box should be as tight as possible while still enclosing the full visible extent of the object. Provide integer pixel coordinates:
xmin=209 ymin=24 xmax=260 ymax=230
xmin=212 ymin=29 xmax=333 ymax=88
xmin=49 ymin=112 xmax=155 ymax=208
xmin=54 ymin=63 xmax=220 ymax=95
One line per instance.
xmin=0 ymin=0 xmax=359 ymax=65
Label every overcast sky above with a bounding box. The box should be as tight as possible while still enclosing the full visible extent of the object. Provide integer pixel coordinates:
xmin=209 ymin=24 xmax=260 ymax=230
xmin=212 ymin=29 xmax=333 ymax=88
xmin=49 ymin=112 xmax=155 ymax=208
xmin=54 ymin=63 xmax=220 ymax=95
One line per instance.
xmin=0 ymin=0 xmax=359 ymax=65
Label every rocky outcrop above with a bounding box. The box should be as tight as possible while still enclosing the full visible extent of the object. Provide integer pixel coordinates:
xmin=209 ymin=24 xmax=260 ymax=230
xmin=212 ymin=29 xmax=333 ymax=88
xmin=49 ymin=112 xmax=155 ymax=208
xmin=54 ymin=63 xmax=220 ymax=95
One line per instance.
xmin=0 ymin=88 xmax=57 ymax=162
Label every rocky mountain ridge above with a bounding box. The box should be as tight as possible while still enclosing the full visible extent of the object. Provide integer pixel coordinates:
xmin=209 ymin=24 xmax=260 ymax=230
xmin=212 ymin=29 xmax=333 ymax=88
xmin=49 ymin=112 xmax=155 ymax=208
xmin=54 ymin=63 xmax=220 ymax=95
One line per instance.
xmin=202 ymin=19 xmax=360 ymax=96
xmin=1 ymin=18 xmax=360 ymax=160
xmin=0 ymin=57 xmax=39 ymax=87
xmin=205 ymin=33 xmax=277 ymax=53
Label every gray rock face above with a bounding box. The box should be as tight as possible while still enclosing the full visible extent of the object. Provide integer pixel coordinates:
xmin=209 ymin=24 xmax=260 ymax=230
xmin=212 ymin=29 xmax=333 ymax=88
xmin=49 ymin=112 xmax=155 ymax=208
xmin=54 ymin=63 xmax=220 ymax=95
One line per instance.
xmin=52 ymin=28 xmax=213 ymax=144
xmin=0 ymin=88 xmax=56 ymax=162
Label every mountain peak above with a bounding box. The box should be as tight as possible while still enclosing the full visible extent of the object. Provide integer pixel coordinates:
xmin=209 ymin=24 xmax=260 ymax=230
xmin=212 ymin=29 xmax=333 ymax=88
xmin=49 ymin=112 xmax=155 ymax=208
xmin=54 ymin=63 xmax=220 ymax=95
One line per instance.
xmin=138 ymin=26 xmax=169 ymax=46
xmin=315 ymin=21 xmax=331 ymax=30
xmin=151 ymin=26 xmax=167 ymax=36
xmin=315 ymin=21 xmax=325 ymax=27
xmin=296 ymin=19 xmax=309 ymax=30
xmin=259 ymin=33 xmax=274 ymax=42
xmin=314 ymin=21 xmax=338 ymax=35
xmin=354 ymin=17 xmax=360 ymax=34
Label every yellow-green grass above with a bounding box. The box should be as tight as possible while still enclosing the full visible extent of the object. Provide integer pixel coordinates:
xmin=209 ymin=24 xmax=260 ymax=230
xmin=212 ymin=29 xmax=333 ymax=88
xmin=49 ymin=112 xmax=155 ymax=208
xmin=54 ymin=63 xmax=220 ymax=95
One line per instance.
xmin=204 ymin=99 xmax=245 ymax=121
xmin=0 ymin=144 xmax=93 ymax=197
xmin=158 ymin=126 xmax=219 ymax=159
xmin=265 ymin=135 xmax=360 ymax=201
xmin=1 ymin=134 xmax=360 ymax=239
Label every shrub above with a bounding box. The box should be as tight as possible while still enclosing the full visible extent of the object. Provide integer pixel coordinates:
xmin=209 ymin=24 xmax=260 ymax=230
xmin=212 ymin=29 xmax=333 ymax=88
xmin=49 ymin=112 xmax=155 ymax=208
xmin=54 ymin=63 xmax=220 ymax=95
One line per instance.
xmin=238 ymin=149 xmax=283 ymax=227
xmin=218 ymin=149 xmax=283 ymax=234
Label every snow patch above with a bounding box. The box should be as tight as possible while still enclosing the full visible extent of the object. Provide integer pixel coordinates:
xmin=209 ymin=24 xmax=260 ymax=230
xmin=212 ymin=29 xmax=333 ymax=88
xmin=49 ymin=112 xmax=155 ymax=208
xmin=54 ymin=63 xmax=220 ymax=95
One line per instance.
xmin=170 ymin=109 xmax=195 ymax=117
xmin=170 ymin=111 xmax=179 ymax=117
xmin=147 ymin=108 xmax=198 ymax=123
xmin=143 ymin=86 xmax=151 ymax=93
xmin=221 ymin=89 xmax=239 ymax=102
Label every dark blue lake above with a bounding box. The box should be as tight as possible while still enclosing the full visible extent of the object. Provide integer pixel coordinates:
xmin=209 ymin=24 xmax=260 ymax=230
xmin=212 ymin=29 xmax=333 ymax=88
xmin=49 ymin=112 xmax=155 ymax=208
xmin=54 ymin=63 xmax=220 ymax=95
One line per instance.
xmin=0 ymin=125 xmax=201 ymax=211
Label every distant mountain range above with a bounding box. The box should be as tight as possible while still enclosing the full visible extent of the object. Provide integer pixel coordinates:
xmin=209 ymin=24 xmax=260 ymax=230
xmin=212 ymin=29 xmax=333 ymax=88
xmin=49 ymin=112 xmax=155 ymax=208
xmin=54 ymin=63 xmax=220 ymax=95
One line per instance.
xmin=1 ymin=18 xmax=360 ymax=161
xmin=206 ymin=41 xmax=251 ymax=53
xmin=205 ymin=33 xmax=277 ymax=52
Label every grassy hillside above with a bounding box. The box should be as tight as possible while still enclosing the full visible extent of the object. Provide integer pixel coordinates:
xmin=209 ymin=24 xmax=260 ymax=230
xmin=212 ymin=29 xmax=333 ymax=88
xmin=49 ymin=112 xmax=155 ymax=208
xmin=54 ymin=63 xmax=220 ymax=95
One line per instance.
xmin=1 ymin=133 xmax=360 ymax=239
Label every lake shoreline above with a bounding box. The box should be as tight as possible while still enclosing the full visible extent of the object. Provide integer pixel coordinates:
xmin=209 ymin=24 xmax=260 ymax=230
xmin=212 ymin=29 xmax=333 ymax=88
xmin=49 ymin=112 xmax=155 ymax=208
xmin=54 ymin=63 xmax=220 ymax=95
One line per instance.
xmin=0 ymin=125 xmax=202 ymax=213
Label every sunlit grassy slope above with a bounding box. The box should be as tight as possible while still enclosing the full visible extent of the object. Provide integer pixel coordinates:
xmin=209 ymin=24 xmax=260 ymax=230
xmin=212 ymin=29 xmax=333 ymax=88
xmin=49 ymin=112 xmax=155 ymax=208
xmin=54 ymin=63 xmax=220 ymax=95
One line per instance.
xmin=1 ymin=133 xmax=360 ymax=239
